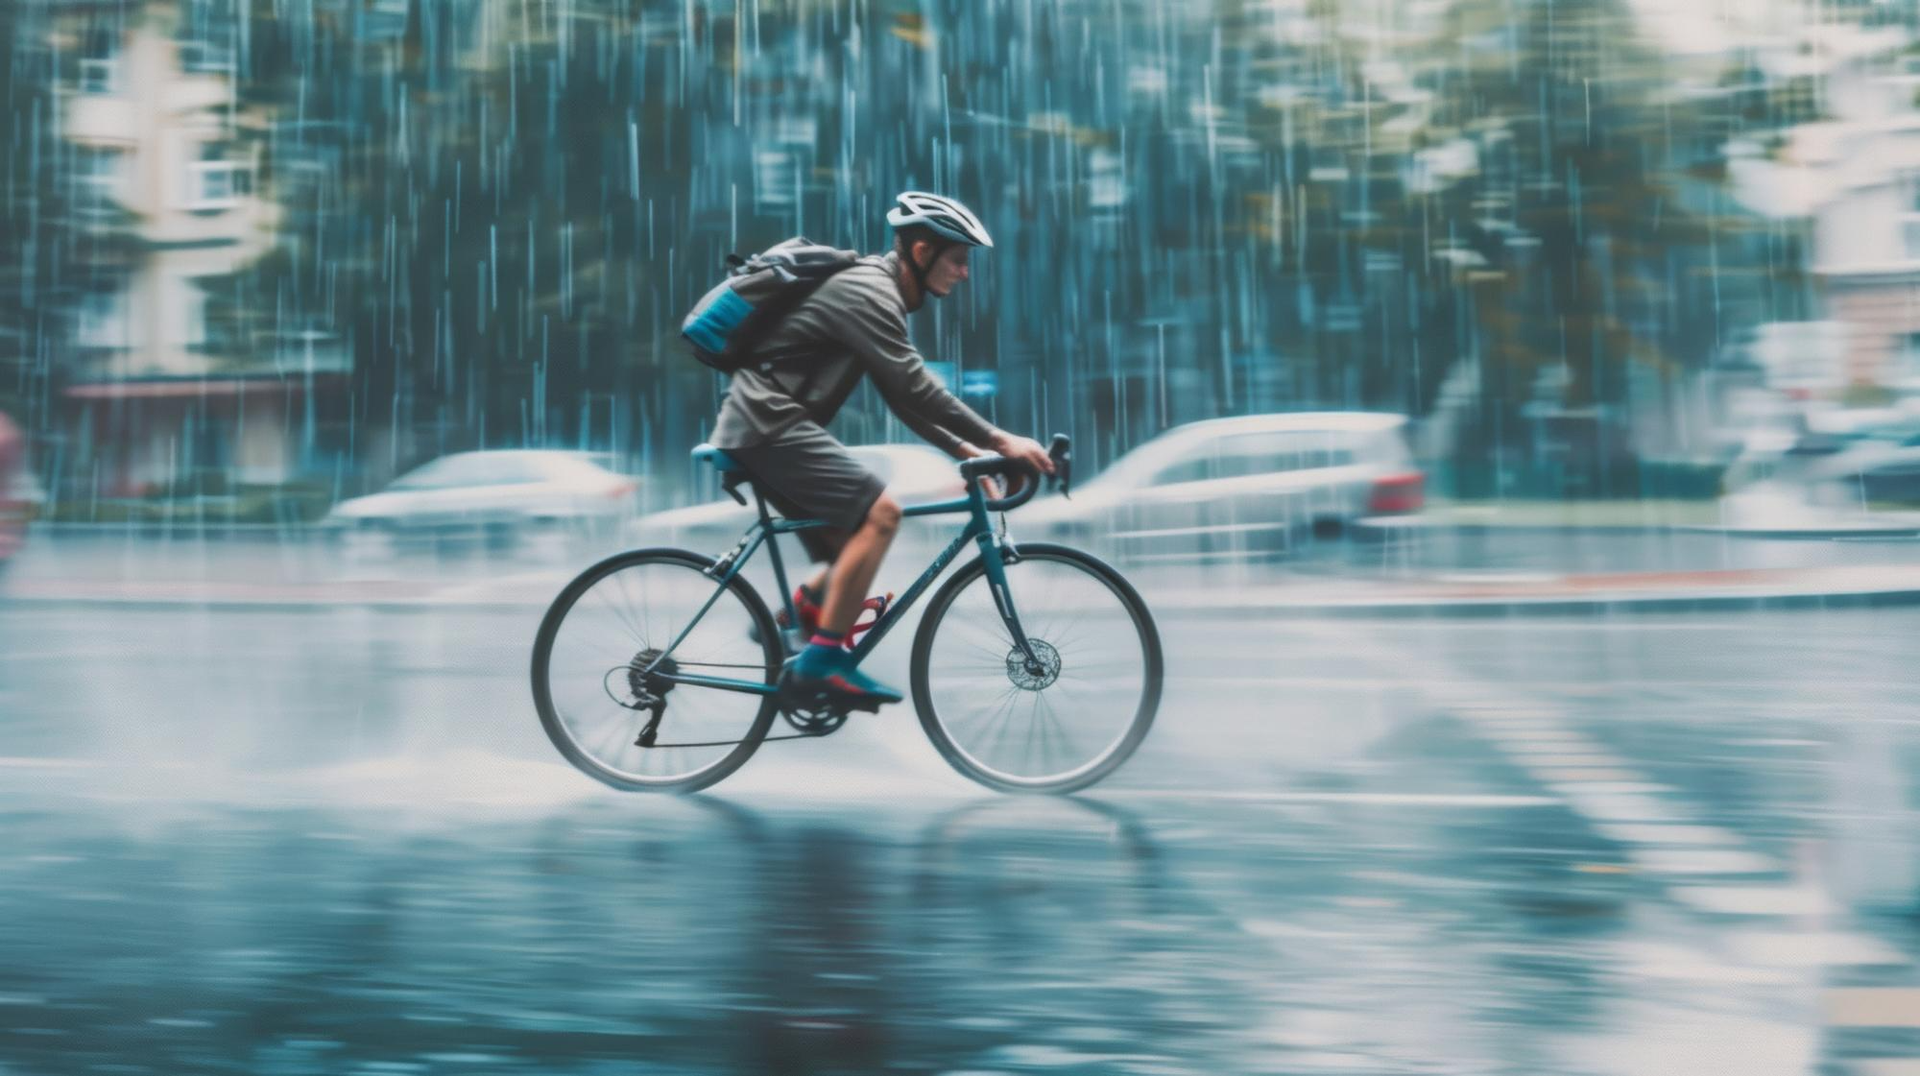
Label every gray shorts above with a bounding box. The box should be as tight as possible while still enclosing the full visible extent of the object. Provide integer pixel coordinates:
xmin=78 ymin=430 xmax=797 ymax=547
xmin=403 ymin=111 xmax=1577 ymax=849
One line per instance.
xmin=727 ymin=425 xmax=887 ymax=563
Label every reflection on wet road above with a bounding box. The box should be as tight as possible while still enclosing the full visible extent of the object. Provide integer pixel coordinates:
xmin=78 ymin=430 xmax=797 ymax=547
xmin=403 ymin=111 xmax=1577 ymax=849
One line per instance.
xmin=2 ymin=601 xmax=1917 ymax=1074
xmin=0 ymin=792 xmax=1699 ymax=1074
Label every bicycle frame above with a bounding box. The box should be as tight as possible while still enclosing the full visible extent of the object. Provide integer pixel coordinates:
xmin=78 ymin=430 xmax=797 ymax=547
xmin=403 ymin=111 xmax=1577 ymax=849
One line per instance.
xmin=638 ymin=478 xmax=1039 ymax=699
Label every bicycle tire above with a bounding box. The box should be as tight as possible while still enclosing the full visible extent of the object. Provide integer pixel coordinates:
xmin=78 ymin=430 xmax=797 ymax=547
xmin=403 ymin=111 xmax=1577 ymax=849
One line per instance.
xmin=531 ymin=547 xmax=781 ymax=793
xmin=909 ymin=543 xmax=1163 ymax=793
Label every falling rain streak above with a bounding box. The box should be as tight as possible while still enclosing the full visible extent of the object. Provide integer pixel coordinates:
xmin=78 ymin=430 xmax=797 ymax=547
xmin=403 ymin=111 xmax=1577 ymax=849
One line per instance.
xmin=0 ymin=0 xmax=1905 ymax=524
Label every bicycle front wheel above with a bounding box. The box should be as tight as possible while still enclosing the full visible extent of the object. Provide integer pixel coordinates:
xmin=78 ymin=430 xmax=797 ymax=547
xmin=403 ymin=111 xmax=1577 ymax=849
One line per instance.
xmin=531 ymin=548 xmax=781 ymax=793
xmin=911 ymin=543 xmax=1163 ymax=793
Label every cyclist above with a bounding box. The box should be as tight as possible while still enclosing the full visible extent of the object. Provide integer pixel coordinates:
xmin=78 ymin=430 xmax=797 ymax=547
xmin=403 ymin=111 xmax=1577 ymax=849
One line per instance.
xmin=709 ymin=191 xmax=1054 ymax=707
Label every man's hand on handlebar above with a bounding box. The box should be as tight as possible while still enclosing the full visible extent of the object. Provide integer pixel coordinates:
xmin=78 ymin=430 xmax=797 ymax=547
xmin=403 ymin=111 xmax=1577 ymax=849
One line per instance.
xmin=990 ymin=432 xmax=1056 ymax=477
xmin=954 ymin=441 xmax=1000 ymax=499
xmin=956 ymin=434 xmax=1051 ymax=501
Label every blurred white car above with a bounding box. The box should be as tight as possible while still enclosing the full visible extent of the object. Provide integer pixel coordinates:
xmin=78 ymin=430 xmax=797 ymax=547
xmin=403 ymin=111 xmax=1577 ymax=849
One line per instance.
xmin=628 ymin=443 xmax=967 ymax=557
xmin=1018 ymin=412 xmax=1424 ymax=563
xmin=0 ymin=412 xmax=28 ymax=569
xmin=325 ymin=450 xmax=640 ymax=543
xmin=1719 ymin=415 xmax=1920 ymax=531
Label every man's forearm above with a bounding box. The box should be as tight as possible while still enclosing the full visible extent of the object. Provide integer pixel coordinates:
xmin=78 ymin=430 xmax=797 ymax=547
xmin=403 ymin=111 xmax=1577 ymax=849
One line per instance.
xmin=891 ymin=405 xmax=967 ymax=458
xmin=953 ymin=432 xmax=1010 ymax=460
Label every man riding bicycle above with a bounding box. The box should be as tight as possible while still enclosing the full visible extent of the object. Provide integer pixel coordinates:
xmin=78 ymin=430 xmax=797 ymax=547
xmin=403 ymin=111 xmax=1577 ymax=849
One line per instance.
xmin=708 ymin=191 xmax=1055 ymax=708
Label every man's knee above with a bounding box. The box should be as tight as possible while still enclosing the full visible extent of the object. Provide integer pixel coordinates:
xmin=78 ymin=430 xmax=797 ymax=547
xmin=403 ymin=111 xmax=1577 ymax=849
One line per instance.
xmin=866 ymin=494 xmax=902 ymax=536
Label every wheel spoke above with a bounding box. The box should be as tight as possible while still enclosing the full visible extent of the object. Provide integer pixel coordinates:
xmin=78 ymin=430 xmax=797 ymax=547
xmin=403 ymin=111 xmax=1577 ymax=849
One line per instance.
xmin=591 ymin=711 xmax=633 ymax=761
xmin=593 ymin=577 xmax=650 ymax=648
xmin=961 ymin=683 xmax=1024 ymax=734
xmin=1037 ymin=691 xmax=1083 ymax=772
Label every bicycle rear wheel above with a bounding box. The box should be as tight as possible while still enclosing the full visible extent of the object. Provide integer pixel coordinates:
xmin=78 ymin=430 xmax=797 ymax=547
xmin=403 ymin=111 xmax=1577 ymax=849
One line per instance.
xmin=910 ymin=543 xmax=1162 ymax=793
xmin=531 ymin=548 xmax=781 ymax=792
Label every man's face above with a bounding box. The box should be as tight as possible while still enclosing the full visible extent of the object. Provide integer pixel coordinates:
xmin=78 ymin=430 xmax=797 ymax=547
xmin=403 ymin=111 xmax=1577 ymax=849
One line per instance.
xmin=915 ymin=242 xmax=972 ymax=298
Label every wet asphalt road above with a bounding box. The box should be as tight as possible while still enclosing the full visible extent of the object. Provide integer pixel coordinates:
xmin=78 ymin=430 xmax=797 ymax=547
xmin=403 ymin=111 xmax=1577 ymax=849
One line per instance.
xmin=2 ymin=587 xmax=1919 ymax=1075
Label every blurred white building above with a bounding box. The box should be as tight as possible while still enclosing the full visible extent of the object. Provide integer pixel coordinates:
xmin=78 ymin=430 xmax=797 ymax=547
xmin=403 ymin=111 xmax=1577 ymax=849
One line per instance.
xmin=1727 ymin=24 xmax=1920 ymax=398
xmin=54 ymin=1 xmax=341 ymax=497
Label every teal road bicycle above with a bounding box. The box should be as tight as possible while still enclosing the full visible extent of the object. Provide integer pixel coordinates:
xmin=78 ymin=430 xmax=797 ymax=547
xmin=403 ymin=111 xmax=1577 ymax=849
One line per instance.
xmin=530 ymin=435 xmax=1163 ymax=794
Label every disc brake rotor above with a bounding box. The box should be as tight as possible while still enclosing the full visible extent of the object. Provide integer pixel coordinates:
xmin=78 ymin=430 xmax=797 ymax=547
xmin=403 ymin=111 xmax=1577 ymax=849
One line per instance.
xmin=1006 ymin=639 xmax=1062 ymax=691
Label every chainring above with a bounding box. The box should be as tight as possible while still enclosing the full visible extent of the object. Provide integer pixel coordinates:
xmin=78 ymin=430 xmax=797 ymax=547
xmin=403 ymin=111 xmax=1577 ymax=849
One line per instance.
xmin=781 ymin=703 xmax=849 ymax=735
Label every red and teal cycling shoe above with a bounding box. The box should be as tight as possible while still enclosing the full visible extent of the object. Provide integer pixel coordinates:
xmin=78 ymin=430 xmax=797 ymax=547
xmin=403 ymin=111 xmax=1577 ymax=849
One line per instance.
xmin=779 ymin=647 xmax=904 ymax=710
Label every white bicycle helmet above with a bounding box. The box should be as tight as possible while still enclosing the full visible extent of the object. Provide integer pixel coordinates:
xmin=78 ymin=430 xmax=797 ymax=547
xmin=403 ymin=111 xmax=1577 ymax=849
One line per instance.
xmin=886 ymin=191 xmax=994 ymax=249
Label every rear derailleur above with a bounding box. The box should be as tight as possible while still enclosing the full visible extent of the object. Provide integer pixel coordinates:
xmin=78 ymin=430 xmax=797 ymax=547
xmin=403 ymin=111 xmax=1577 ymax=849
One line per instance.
xmin=608 ymin=648 xmax=676 ymax=747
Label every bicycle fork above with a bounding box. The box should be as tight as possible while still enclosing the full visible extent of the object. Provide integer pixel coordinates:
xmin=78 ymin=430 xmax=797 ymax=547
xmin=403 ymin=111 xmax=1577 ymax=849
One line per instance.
xmin=977 ymin=534 xmax=1047 ymax=675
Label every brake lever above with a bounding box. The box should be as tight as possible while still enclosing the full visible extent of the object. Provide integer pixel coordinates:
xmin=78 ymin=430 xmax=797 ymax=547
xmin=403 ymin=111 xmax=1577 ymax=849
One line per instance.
xmin=1046 ymin=433 xmax=1072 ymax=500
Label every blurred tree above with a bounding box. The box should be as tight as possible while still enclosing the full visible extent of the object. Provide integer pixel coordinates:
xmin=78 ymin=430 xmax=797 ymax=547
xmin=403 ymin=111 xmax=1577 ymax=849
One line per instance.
xmin=1416 ymin=0 xmax=1731 ymax=489
xmin=216 ymin=0 xmax=740 ymax=486
xmin=0 ymin=0 xmax=56 ymax=424
xmin=0 ymin=2 xmax=141 ymax=452
xmin=1231 ymin=0 xmax=1472 ymax=419
xmin=196 ymin=0 xmax=1800 ymax=496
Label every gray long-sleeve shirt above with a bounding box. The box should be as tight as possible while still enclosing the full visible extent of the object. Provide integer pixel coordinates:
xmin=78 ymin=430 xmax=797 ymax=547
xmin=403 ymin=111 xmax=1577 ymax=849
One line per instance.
xmin=709 ymin=250 xmax=998 ymax=454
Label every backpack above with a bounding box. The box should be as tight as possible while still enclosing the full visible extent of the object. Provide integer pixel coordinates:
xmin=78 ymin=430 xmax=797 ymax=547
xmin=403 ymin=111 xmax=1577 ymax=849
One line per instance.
xmin=681 ymin=237 xmax=861 ymax=373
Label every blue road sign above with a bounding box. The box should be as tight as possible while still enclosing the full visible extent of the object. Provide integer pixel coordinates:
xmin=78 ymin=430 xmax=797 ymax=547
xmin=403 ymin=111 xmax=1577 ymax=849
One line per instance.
xmin=959 ymin=370 xmax=998 ymax=398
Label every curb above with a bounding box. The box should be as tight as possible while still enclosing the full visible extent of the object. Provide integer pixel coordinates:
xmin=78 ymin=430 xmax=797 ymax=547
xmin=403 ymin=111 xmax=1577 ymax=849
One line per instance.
xmin=9 ymin=585 xmax=1920 ymax=618
xmin=0 ymin=595 xmax=534 ymax=615
xmin=1354 ymin=520 xmax=1705 ymax=538
xmin=30 ymin=521 xmax=317 ymax=538
xmin=1674 ymin=525 xmax=1920 ymax=541
xmin=1136 ymin=586 xmax=1920 ymax=619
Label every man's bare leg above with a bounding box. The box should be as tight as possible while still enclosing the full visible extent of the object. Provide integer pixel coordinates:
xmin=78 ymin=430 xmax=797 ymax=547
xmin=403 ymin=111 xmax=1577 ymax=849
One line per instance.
xmin=784 ymin=495 xmax=907 ymax=704
xmin=819 ymin=495 xmax=900 ymax=636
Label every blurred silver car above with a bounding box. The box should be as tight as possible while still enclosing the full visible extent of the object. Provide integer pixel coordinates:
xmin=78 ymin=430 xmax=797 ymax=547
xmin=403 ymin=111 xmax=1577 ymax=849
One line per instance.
xmin=627 ymin=443 xmax=966 ymax=559
xmin=1018 ymin=412 xmax=1424 ymax=563
xmin=326 ymin=450 xmax=640 ymax=543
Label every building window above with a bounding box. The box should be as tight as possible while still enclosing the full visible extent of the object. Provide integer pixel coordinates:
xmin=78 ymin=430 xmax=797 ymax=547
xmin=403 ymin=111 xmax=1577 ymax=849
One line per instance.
xmin=79 ymin=58 xmax=118 ymax=95
xmin=75 ymin=290 xmax=129 ymax=349
xmin=79 ymin=23 xmax=120 ymax=94
xmin=186 ymin=161 xmax=250 ymax=211
xmin=753 ymin=150 xmax=797 ymax=208
xmin=1088 ymin=149 xmax=1127 ymax=213
xmin=166 ymin=279 xmax=209 ymax=348
xmin=1905 ymin=176 xmax=1920 ymax=260
xmin=75 ymin=149 xmax=125 ymax=217
xmin=773 ymin=117 xmax=816 ymax=147
xmin=183 ymin=409 xmax=232 ymax=475
xmin=178 ymin=40 xmax=235 ymax=75
xmin=1897 ymin=332 xmax=1920 ymax=386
